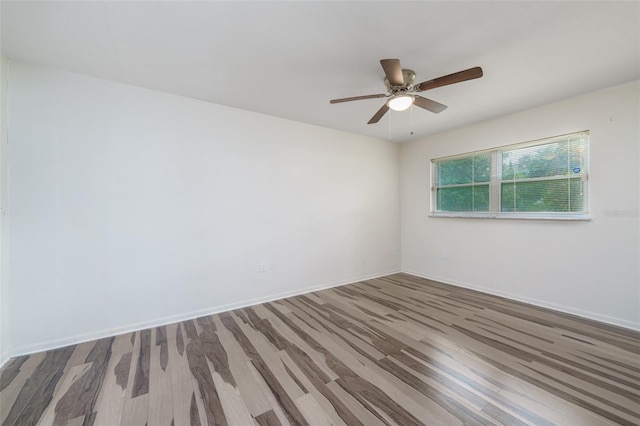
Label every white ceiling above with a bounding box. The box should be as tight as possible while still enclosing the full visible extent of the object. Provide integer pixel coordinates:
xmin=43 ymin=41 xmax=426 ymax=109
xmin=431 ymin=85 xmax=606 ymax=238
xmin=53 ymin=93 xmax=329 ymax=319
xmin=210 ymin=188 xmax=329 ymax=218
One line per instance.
xmin=2 ymin=1 xmax=639 ymax=142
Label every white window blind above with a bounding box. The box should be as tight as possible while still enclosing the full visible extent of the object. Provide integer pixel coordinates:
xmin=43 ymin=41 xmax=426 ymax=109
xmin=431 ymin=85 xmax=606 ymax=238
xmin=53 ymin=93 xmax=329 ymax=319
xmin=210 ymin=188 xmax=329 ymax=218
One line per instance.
xmin=431 ymin=131 xmax=589 ymax=219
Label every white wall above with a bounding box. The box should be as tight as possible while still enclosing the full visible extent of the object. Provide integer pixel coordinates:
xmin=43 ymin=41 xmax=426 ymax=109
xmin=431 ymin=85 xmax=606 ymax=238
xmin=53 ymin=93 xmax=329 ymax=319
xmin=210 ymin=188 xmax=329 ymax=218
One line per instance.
xmin=6 ymin=60 xmax=638 ymax=358
xmin=0 ymin=54 xmax=9 ymax=366
xmin=7 ymin=61 xmax=400 ymax=355
xmin=401 ymin=80 xmax=640 ymax=330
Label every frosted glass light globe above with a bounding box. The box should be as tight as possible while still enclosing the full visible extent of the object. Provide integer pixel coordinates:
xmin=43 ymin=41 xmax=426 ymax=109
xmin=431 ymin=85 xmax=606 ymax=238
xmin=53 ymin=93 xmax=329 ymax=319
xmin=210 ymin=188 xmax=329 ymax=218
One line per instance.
xmin=388 ymin=95 xmax=414 ymax=111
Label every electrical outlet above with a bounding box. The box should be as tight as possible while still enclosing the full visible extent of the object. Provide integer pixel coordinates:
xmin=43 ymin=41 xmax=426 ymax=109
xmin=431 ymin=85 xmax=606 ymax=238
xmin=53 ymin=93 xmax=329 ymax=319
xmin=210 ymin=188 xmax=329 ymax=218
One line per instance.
xmin=441 ymin=250 xmax=448 ymax=260
xmin=259 ymin=261 xmax=267 ymax=273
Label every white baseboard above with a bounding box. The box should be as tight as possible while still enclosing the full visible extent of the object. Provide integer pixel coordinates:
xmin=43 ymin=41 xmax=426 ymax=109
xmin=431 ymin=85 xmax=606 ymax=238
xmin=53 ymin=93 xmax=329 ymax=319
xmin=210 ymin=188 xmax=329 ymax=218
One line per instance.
xmin=11 ymin=266 xmax=635 ymax=359
xmin=9 ymin=268 xmax=401 ymax=358
xmin=402 ymin=269 xmax=640 ymax=332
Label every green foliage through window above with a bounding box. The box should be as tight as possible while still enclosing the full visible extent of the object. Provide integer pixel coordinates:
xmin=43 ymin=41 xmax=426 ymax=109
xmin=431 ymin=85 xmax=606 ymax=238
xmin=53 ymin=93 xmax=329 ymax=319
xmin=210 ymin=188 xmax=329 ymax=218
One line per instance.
xmin=437 ymin=184 xmax=490 ymax=212
xmin=432 ymin=131 xmax=589 ymax=218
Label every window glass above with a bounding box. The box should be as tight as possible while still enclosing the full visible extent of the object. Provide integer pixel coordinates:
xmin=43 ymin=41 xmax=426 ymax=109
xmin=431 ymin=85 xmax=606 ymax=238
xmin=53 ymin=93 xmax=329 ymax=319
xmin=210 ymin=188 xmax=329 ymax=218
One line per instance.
xmin=437 ymin=184 xmax=490 ymax=212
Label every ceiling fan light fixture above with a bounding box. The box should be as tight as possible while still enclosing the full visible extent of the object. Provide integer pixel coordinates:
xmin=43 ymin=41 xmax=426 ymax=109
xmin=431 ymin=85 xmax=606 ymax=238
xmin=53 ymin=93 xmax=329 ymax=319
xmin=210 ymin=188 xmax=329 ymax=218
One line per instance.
xmin=388 ymin=94 xmax=414 ymax=111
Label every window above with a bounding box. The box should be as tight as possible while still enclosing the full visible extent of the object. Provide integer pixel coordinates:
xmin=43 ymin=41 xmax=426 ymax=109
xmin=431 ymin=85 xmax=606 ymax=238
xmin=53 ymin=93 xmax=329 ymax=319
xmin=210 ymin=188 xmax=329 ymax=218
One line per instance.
xmin=432 ymin=131 xmax=589 ymax=219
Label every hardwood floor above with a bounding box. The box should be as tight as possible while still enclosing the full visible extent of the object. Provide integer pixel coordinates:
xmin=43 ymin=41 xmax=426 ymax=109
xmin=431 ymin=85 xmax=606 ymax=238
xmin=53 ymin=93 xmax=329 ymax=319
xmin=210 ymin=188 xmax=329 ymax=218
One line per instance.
xmin=1 ymin=273 xmax=639 ymax=425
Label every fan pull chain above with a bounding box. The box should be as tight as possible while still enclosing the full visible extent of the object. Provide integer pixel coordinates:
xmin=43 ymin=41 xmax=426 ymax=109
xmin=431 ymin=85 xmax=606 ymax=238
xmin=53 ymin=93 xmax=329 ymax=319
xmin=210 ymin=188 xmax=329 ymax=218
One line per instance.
xmin=410 ymin=104 xmax=414 ymax=136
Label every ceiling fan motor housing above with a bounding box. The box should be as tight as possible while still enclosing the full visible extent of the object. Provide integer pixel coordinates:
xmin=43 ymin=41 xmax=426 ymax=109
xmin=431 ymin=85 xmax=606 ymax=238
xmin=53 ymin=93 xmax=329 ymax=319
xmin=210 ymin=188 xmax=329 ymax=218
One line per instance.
xmin=384 ymin=69 xmax=416 ymax=91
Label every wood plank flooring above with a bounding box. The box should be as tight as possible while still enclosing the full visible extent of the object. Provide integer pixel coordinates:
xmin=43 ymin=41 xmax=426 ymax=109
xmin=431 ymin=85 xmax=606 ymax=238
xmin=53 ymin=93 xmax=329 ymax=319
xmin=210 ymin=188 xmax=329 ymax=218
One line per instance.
xmin=1 ymin=273 xmax=639 ymax=425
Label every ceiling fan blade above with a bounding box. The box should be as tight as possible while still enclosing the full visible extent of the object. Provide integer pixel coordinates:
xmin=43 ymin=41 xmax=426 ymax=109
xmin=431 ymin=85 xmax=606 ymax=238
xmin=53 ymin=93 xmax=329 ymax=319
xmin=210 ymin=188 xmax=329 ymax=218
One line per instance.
xmin=413 ymin=95 xmax=448 ymax=114
xmin=368 ymin=103 xmax=390 ymax=124
xmin=380 ymin=59 xmax=405 ymax=86
xmin=330 ymin=94 xmax=386 ymax=104
xmin=415 ymin=66 xmax=483 ymax=92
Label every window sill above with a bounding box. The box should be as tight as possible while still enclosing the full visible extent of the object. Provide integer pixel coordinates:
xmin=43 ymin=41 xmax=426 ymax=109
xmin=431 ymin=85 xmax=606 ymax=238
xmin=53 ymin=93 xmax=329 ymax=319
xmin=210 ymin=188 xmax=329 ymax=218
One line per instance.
xmin=429 ymin=212 xmax=591 ymax=221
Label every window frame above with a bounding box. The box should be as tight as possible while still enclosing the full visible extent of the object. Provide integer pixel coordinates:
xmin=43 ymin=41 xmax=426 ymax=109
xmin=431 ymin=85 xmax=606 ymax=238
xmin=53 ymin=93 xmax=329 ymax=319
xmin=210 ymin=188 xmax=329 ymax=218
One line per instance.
xmin=430 ymin=131 xmax=590 ymax=220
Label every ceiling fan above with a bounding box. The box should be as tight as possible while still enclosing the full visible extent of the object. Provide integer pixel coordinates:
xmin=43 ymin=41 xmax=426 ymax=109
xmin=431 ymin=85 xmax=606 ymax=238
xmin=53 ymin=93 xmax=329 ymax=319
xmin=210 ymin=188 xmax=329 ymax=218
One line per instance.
xmin=330 ymin=59 xmax=483 ymax=124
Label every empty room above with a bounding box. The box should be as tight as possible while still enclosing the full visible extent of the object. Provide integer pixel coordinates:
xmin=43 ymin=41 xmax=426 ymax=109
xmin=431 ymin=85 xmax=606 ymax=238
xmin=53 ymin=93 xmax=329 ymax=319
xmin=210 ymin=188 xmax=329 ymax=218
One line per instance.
xmin=0 ymin=1 xmax=639 ymax=425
